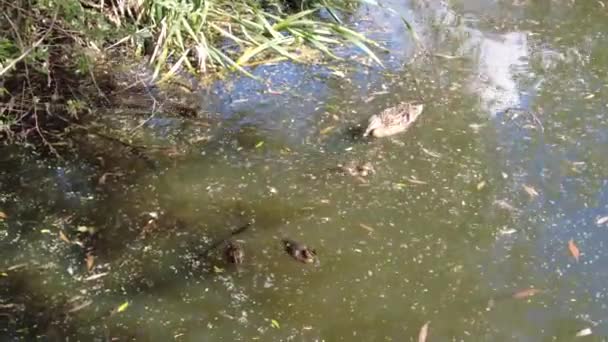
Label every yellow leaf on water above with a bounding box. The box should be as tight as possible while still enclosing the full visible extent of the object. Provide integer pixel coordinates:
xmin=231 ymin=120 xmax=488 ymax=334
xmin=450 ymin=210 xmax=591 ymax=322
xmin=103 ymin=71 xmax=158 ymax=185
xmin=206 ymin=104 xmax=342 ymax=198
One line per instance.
xmin=255 ymin=141 xmax=264 ymax=148
xmin=320 ymin=126 xmax=335 ymax=135
xmin=418 ymin=321 xmax=430 ymax=342
xmin=270 ymin=319 xmax=280 ymax=329
xmin=117 ymin=301 xmax=129 ymax=313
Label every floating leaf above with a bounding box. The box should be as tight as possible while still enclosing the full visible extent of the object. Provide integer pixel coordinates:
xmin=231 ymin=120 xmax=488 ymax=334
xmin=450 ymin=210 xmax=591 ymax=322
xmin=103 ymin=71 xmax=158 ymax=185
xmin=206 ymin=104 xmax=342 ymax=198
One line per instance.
xmin=0 ymin=211 xmax=6 ymax=220
xmin=575 ymin=327 xmax=592 ymax=337
xmin=270 ymin=319 xmax=280 ymax=329
xmin=477 ymin=180 xmax=486 ymax=190
xmin=418 ymin=321 xmax=430 ymax=342
xmin=255 ymin=141 xmax=264 ymax=148
xmin=522 ymin=184 xmax=539 ymax=198
xmin=597 ymin=216 xmax=608 ymax=226
xmin=59 ymin=230 xmax=71 ymax=244
xmin=213 ymin=265 xmax=224 ymax=273
xmin=583 ymin=93 xmax=595 ymax=99
xmin=568 ymin=239 xmax=580 ymax=262
xmin=117 ymin=301 xmax=130 ymax=313
xmin=84 ymin=272 xmax=109 ymax=281
xmin=512 ymin=288 xmax=542 ymax=299
xmin=86 ymin=254 xmax=95 ymax=272
xmin=359 ymin=223 xmax=374 ymax=232
xmin=319 ymin=126 xmax=335 ymax=135
xmin=40 ymin=229 xmax=51 ymax=234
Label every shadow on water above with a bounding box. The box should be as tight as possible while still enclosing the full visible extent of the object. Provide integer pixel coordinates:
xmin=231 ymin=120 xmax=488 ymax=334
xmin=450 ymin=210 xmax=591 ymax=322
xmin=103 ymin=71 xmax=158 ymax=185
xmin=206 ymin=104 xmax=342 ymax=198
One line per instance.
xmin=3 ymin=0 xmax=608 ymax=340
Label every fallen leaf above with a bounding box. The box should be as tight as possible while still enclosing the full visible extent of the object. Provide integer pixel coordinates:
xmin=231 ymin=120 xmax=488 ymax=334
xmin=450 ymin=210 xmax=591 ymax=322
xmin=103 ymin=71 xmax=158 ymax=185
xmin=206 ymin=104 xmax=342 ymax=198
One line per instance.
xmin=404 ymin=177 xmax=427 ymax=185
xmin=597 ymin=216 xmax=608 ymax=226
xmin=421 ymin=147 xmax=441 ymax=158
xmin=213 ymin=265 xmax=224 ymax=273
xmin=116 ymin=301 xmax=129 ymax=313
xmin=568 ymin=239 xmax=580 ymax=262
xmin=522 ymin=184 xmax=539 ymax=198
xmin=255 ymin=141 xmax=264 ymax=148
xmin=477 ymin=180 xmax=486 ymax=190
xmin=418 ymin=321 xmax=430 ymax=342
xmin=359 ymin=223 xmax=375 ymax=232
xmin=68 ymin=300 xmax=93 ymax=313
xmin=319 ymin=126 xmax=335 ymax=135
xmin=584 ymin=93 xmax=595 ymax=99
xmin=575 ymin=327 xmax=592 ymax=337
xmin=0 ymin=211 xmax=6 ymax=220
xmin=271 ymin=319 xmax=280 ymax=329
xmin=84 ymin=272 xmax=109 ymax=281
xmin=86 ymin=254 xmax=95 ymax=272
xmin=59 ymin=230 xmax=71 ymax=244
xmin=512 ymin=288 xmax=542 ymax=299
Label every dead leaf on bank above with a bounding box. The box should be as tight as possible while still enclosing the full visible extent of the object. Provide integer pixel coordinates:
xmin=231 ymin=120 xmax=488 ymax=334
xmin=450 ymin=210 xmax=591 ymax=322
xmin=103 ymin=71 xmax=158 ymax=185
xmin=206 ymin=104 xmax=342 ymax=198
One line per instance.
xmin=568 ymin=239 xmax=580 ymax=262
xmin=512 ymin=288 xmax=543 ymax=299
xmin=522 ymin=184 xmax=539 ymax=199
xmin=418 ymin=321 xmax=430 ymax=342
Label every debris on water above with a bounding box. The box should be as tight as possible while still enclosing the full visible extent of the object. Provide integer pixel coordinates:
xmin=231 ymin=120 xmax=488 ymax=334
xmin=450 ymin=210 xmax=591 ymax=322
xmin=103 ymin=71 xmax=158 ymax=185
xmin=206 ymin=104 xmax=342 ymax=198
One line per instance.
xmin=320 ymin=126 xmax=335 ymax=135
xmin=59 ymin=230 xmax=71 ymax=244
xmin=404 ymin=177 xmax=427 ymax=185
xmin=255 ymin=141 xmax=264 ymax=148
xmin=575 ymin=327 xmax=592 ymax=337
xmin=512 ymin=288 xmax=543 ymax=299
xmin=522 ymin=184 xmax=539 ymax=199
xmin=86 ymin=253 xmax=95 ymax=272
xmin=270 ymin=319 xmax=280 ymax=329
xmin=477 ymin=180 xmax=486 ymax=190
xmin=498 ymin=228 xmax=517 ymax=235
xmin=494 ymin=200 xmax=518 ymax=212
xmin=568 ymin=239 xmax=580 ymax=262
xmin=583 ymin=93 xmax=595 ymax=99
xmin=596 ymin=216 xmax=608 ymax=226
xmin=84 ymin=272 xmax=109 ymax=281
xmin=433 ymin=53 xmax=464 ymax=60
xmin=418 ymin=321 xmax=430 ymax=342
xmin=420 ymin=146 xmax=441 ymax=158
xmin=359 ymin=223 xmax=374 ymax=232
xmin=68 ymin=299 xmax=93 ymax=313
xmin=116 ymin=301 xmax=130 ymax=313
xmin=268 ymin=186 xmax=278 ymax=194
xmin=469 ymin=123 xmax=486 ymax=132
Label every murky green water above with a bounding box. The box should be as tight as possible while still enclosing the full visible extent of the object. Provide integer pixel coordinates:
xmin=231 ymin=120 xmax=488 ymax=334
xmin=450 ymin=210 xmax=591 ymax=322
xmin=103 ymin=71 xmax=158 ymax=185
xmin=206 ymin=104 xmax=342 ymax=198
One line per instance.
xmin=2 ymin=0 xmax=608 ymax=340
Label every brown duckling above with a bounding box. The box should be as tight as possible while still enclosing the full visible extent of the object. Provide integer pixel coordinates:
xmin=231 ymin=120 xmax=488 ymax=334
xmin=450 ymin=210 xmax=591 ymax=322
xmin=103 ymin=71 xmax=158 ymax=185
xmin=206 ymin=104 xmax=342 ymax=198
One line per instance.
xmin=225 ymin=241 xmax=244 ymax=264
xmin=282 ymin=239 xmax=317 ymax=264
xmin=334 ymin=161 xmax=375 ymax=177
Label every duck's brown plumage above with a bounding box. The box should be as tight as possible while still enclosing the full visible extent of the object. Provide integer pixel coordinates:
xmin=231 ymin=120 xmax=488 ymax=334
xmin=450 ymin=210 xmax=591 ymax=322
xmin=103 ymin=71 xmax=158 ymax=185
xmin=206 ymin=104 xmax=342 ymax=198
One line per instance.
xmin=363 ymin=102 xmax=424 ymax=138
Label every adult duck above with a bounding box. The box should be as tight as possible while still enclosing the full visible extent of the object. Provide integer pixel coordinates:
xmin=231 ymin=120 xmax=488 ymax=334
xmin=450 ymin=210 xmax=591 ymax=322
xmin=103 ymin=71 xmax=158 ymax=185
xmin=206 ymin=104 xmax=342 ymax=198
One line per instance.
xmin=363 ymin=102 xmax=424 ymax=138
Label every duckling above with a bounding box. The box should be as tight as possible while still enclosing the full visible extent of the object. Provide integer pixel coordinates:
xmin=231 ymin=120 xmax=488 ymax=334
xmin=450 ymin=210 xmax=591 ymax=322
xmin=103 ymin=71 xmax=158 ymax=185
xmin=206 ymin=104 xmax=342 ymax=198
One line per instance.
xmin=363 ymin=102 xmax=424 ymax=138
xmin=282 ymin=239 xmax=317 ymax=264
xmin=224 ymin=241 xmax=244 ymax=264
xmin=334 ymin=161 xmax=375 ymax=177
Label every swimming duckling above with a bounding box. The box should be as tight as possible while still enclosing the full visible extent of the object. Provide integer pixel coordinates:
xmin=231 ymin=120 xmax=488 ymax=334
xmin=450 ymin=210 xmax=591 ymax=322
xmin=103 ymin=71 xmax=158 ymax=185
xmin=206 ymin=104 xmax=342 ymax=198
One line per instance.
xmin=282 ymin=239 xmax=317 ymax=264
xmin=224 ymin=241 xmax=244 ymax=264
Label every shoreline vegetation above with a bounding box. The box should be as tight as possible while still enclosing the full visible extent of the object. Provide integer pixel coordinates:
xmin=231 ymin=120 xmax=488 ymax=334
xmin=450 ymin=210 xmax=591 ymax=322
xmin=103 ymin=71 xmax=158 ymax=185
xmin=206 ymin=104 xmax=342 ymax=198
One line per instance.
xmin=0 ymin=0 xmax=412 ymax=149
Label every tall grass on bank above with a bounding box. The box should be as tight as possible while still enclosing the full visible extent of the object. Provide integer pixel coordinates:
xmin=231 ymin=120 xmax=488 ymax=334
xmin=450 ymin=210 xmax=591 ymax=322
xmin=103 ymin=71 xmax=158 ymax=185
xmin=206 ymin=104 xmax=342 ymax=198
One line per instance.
xmin=0 ymin=0 xmax=415 ymax=144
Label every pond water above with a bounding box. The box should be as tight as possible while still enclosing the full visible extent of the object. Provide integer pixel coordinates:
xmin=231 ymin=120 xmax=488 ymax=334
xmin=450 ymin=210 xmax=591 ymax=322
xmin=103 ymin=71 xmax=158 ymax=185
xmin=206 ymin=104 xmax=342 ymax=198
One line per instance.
xmin=2 ymin=0 xmax=608 ymax=340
